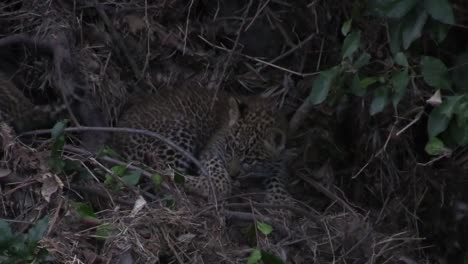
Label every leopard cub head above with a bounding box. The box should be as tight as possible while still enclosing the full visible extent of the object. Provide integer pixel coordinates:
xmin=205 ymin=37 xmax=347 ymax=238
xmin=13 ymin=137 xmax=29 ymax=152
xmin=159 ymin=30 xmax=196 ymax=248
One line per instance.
xmin=228 ymin=97 xmax=288 ymax=179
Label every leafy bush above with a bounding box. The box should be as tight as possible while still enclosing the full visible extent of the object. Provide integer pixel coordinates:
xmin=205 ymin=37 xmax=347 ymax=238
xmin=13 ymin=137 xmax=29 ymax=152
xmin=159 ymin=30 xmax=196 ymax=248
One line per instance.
xmin=0 ymin=216 xmax=50 ymax=263
xmin=309 ymin=0 xmax=467 ymax=156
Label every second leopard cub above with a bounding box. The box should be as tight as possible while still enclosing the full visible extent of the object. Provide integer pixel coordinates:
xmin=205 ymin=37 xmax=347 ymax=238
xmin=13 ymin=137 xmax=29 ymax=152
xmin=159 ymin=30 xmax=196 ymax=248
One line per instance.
xmin=111 ymin=87 xmax=290 ymax=202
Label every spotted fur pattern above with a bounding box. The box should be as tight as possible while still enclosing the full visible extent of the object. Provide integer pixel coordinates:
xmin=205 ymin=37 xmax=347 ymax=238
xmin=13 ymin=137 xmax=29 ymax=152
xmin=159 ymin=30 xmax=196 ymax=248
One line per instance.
xmin=111 ymin=87 xmax=291 ymax=202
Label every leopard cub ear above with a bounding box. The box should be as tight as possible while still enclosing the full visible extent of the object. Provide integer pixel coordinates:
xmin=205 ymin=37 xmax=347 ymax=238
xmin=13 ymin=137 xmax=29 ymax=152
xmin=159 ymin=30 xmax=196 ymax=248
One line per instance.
xmin=228 ymin=97 xmax=240 ymax=127
xmin=264 ymin=127 xmax=286 ymax=155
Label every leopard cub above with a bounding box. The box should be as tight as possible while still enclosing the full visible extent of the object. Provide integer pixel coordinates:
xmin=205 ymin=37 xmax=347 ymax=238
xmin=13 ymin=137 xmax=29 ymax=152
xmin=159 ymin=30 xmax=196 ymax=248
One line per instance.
xmin=111 ymin=87 xmax=290 ymax=202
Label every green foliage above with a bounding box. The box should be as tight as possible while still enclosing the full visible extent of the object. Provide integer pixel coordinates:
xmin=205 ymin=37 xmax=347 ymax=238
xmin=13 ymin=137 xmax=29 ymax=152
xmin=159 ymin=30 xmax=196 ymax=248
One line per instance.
xmin=309 ymin=66 xmax=341 ymax=104
xmin=309 ymin=0 xmax=468 ymax=156
xmin=51 ymin=120 xmax=67 ymax=140
xmin=424 ymin=0 xmax=455 ymax=25
xmin=247 ymin=249 xmax=262 ymax=264
xmin=74 ymin=202 xmax=98 ymax=221
xmin=351 ymin=76 xmax=378 ymax=96
xmin=256 ymin=222 xmax=273 ymax=236
xmin=49 ymin=120 xmax=67 ymax=173
xmin=342 ymin=30 xmax=361 ymax=59
xmin=391 ymin=70 xmax=410 ymax=107
xmin=247 ymin=248 xmax=284 ymax=264
xmin=370 ymin=86 xmax=390 ymax=115
xmin=260 ymin=251 xmax=283 ymax=264
xmin=49 ymin=120 xmax=86 ymax=175
xmin=451 ymin=52 xmax=468 ymax=92
xmin=401 ymin=9 xmax=428 ymax=50
xmin=427 ymin=96 xmax=463 ymax=137
xmin=341 ymin=19 xmax=352 ymax=36
xmin=162 ymin=194 xmax=176 ymax=209
xmin=151 ymin=173 xmax=163 ymax=191
xmin=421 ymin=56 xmax=451 ymax=89
xmin=370 ymin=0 xmax=455 ymax=51
xmin=98 ymin=145 xmax=120 ymax=158
xmin=354 ymin=52 xmax=371 ymax=69
xmin=173 ymin=171 xmax=186 ymax=184
xmin=425 ymin=136 xmax=448 ymax=155
xmin=0 ymin=216 xmax=50 ymax=263
xmin=371 ymin=0 xmax=418 ymax=18
xmin=394 ymin=52 xmax=408 ymax=67
xmin=72 ymin=203 xmax=113 ymax=240
xmin=104 ymin=165 xmax=142 ymax=190
xmin=244 ymin=223 xmax=282 ymax=263
xmin=121 ymin=171 xmax=141 ymax=186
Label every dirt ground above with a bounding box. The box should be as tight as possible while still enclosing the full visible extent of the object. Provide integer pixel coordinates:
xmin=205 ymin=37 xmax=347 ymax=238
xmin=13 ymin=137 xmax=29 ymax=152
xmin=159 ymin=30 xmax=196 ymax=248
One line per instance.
xmin=0 ymin=0 xmax=468 ymax=263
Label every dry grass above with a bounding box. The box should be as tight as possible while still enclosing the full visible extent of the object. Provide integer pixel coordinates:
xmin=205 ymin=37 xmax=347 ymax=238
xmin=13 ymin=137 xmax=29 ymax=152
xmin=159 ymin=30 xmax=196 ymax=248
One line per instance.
xmin=0 ymin=0 xmax=467 ymax=263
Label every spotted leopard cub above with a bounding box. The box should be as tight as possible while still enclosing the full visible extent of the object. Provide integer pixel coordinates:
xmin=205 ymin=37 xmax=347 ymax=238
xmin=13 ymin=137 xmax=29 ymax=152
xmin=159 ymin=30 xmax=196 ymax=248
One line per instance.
xmin=111 ymin=87 xmax=291 ymax=202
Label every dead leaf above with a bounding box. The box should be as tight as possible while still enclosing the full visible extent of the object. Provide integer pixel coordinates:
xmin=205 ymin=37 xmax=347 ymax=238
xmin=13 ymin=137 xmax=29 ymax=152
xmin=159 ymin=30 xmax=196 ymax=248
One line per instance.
xmin=39 ymin=173 xmax=63 ymax=203
xmin=130 ymin=196 xmax=147 ymax=216
xmin=177 ymin=233 xmax=196 ymax=243
xmin=426 ymin=89 xmax=442 ymax=106
xmin=125 ymin=15 xmax=146 ymax=35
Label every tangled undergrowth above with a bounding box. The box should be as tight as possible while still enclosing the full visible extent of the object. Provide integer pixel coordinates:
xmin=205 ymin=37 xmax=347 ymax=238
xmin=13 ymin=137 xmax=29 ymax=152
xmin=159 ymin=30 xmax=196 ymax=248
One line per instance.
xmin=0 ymin=0 xmax=468 ymax=263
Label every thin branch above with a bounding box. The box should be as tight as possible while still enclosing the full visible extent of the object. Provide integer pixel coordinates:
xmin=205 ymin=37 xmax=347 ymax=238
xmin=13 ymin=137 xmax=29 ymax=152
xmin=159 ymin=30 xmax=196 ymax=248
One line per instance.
xmin=199 ymin=35 xmax=319 ymax=77
xmin=20 ymin=126 xmax=208 ymax=176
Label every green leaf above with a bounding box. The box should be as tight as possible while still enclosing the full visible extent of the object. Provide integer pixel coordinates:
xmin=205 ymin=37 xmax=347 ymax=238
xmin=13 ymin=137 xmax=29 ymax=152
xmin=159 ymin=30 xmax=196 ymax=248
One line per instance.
xmin=111 ymin=165 xmax=127 ymax=177
xmin=151 ymin=173 xmax=163 ymax=190
xmin=51 ymin=135 xmax=65 ymax=160
xmin=350 ymin=75 xmax=362 ymax=96
xmin=121 ymin=171 xmax=141 ymax=186
xmin=421 ymin=56 xmax=451 ymax=89
xmin=401 ymin=9 xmax=428 ymax=50
xmin=425 ymin=137 xmax=447 ymax=155
xmin=426 ymin=97 xmax=463 ymax=137
xmin=351 ymin=76 xmax=378 ymax=96
xmin=431 ymin=21 xmax=450 ymax=43
xmin=99 ymin=146 xmax=120 ymax=158
xmin=309 ymin=66 xmax=341 ymax=104
xmin=391 ymin=70 xmax=410 ymax=107
xmin=74 ymin=202 xmax=98 ymax=220
xmin=428 ymin=110 xmax=450 ymax=137
xmin=354 ymin=52 xmax=371 ymax=69
xmin=362 ymin=77 xmax=379 ymax=87
xmin=452 ymin=52 xmax=468 ymax=92
xmin=0 ymin=219 xmax=13 ymax=246
xmin=256 ymin=222 xmax=273 ymax=236
xmin=261 ymin=251 xmax=284 ymax=264
xmin=26 ymin=216 xmax=49 ymax=243
xmin=379 ymin=0 xmax=418 ymax=18
xmin=51 ymin=120 xmax=67 ymax=139
xmin=455 ymin=101 xmax=468 ymax=124
xmin=247 ymin=249 xmax=262 ymax=264
xmin=104 ymin=174 xmax=116 ymax=187
xmin=394 ymin=52 xmax=408 ymax=67
xmin=342 ymin=30 xmax=361 ymax=59
xmin=448 ymin=120 xmax=468 ymax=146
xmin=424 ymin=0 xmax=455 ymax=24
xmin=341 ymin=19 xmax=352 ymax=36
xmin=163 ymin=194 xmax=176 ymax=208
xmin=173 ymin=171 xmax=185 ymax=184
xmin=439 ymin=96 xmax=464 ymax=116
xmin=389 ymin=22 xmax=402 ymax=53
xmin=370 ymin=86 xmax=390 ymax=115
